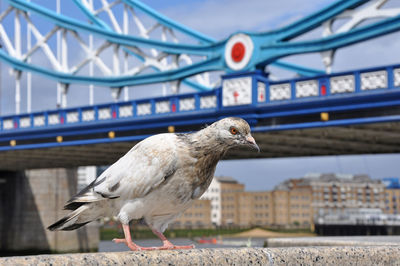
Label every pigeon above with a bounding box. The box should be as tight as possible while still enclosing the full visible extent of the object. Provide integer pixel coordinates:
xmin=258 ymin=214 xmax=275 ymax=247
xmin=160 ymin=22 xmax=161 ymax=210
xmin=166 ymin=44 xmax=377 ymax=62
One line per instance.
xmin=48 ymin=117 xmax=259 ymax=251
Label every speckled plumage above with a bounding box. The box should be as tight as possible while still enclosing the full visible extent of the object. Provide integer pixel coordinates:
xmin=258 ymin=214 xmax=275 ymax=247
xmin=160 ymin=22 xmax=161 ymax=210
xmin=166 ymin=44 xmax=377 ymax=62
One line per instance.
xmin=48 ymin=117 xmax=258 ymax=239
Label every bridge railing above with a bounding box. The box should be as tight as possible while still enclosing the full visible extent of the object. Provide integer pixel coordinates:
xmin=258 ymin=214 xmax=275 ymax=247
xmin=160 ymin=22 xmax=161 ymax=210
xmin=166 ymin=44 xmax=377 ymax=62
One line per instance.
xmin=1 ymin=63 xmax=400 ymax=135
xmin=0 ymin=90 xmax=219 ymax=133
xmin=221 ymin=64 xmax=400 ymax=108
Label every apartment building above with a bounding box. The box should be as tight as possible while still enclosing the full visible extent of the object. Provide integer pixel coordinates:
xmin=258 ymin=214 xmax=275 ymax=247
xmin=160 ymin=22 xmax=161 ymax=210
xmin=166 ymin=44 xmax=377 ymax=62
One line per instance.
xmin=237 ymin=191 xmax=274 ymax=227
xmin=385 ymin=189 xmax=400 ymax=214
xmin=173 ymin=176 xmax=244 ymax=229
xmin=383 ymin=178 xmax=400 ymax=214
xmin=272 ymin=189 xmax=290 ymax=226
xmin=77 ymin=166 xmax=97 ymax=191
xmin=289 ymin=187 xmax=313 ymax=226
xmin=181 ymin=174 xmax=397 ymax=229
xmin=219 ymin=177 xmax=245 ymax=226
xmin=275 ymin=173 xmax=386 ymax=227
xmin=201 ymin=178 xmax=222 ymax=226
xmin=172 ymin=199 xmax=212 ymax=229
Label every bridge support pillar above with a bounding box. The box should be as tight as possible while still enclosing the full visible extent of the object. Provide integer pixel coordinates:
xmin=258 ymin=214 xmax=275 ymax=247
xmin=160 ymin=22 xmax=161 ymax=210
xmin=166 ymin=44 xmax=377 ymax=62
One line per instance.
xmin=0 ymin=168 xmax=99 ymax=255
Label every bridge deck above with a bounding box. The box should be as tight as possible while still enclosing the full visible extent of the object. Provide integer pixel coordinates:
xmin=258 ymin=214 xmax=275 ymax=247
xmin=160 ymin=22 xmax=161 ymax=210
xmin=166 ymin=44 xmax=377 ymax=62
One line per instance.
xmin=2 ymin=63 xmax=400 ymax=170
xmin=2 ymin=120 xmax=400 ymax=170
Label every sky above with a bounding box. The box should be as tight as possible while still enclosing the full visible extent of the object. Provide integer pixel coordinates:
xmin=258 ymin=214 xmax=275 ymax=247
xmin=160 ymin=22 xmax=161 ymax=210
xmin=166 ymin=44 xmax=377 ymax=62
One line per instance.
xmin=1 ymin=0 xmax=400 ymax=190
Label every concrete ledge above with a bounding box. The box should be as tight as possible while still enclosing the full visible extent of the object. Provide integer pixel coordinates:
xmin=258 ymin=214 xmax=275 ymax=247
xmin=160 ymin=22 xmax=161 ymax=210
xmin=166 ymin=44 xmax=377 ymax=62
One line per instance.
xmin=2 ymin=246 xmax=400 ymax=266
xmin=265 ymin=236 xmax=400 ymax=247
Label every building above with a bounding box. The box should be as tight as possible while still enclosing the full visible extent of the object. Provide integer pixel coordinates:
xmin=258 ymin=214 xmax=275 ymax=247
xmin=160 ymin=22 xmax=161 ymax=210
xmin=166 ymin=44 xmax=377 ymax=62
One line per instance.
xmin=187 ymin=174 xmax=400 ymax=229
xmin=237 ymin=191 xmax=274 ymax=227
xmin=315 ymin=208 xmax=400 ymax=236
xmin=173 ymin=176 xmax=244 ymax=229
xmin=170 ymin=174 xmax=400 ymax=230
xmin=385 ymin=189 xmax=400 ymax=214
xmin=201 ymin=178 xmax=222 ymax=226
xmin=172 ymin=199 xmax=212 ymax=229
xmin=383 ymin=178 xmax=400 ymax=214
xmin=288 ymin=186 xmax=313 ymax=227
xmin=218 ymin=177 xmax=245 ymax=226
xmin=272 ymin=189 xmax=290 ymax=226
xmin=275 ymin=173 xmax=386 ymax=226
xmin=77 ymin=166 xmax=97 ymax=191
xmin=309 ymin=173 xmax=385 ymax=218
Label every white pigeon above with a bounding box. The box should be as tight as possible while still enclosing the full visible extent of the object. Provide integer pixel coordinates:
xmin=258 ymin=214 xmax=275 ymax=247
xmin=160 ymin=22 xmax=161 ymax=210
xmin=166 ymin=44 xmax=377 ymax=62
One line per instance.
xmin=48 ymin=117 xmax=259 ymax=250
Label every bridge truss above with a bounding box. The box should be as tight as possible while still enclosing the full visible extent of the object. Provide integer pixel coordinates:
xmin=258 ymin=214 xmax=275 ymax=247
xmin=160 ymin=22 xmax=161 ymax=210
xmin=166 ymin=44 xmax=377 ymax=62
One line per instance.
xmin=1 ymin=0 xmax=400 ymax=167
xmin=0 ymin=0 xmax=399 ymax=112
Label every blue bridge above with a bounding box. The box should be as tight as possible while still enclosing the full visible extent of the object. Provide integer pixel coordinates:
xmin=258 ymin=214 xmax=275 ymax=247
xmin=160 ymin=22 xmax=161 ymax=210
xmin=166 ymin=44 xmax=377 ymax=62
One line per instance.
xmin=2 ymin=62 xmax=400 ymax=169
xmin=0 ymin=0 xmax=400 ymax=170
xmin=1 ymin=0 xmax=400 ymax=254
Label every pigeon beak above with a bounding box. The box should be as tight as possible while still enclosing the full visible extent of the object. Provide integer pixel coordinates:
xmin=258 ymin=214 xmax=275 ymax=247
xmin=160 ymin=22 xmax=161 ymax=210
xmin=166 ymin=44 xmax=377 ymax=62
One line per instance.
xmin=246 ymin=135 xmax=260 ymax=153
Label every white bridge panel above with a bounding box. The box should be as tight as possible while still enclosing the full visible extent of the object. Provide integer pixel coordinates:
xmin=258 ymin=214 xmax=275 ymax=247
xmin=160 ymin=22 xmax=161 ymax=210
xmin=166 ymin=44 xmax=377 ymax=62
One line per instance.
xmin=330 ymin=75 xmax=355 ymax=94
xmin=179 ymin=98 xmax=195 ymax=111
xmin=222 ymin=77 xmax=252 ymax=106
xmin=200 ymin=95 xmax=217 ymax=109
xmin=361 ymin=71 xmax=387 ymax=91
xmin=270 ymin=83 xmax=291 ymax=101
xmin=296 ymin=80 xmax=319 ymax=98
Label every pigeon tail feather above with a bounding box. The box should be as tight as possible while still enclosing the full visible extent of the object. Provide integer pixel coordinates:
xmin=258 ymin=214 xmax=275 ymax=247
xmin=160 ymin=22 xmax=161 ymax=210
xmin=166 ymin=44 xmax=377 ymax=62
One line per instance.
xmin=48 ymin=204 xmax=101 ymax=231
xmin=64 ymin=179 xmax=107 ymax=210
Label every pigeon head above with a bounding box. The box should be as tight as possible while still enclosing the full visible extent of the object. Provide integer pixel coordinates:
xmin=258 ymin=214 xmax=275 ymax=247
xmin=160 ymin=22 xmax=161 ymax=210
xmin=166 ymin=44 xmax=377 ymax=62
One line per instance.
xmin=211 ymin=117 xmax=259 ymax=152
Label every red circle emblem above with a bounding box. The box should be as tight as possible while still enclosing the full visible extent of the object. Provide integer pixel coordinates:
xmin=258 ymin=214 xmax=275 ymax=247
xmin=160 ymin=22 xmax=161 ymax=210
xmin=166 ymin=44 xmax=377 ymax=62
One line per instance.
xmin=231 ymin=42 xmax=245 ymax=62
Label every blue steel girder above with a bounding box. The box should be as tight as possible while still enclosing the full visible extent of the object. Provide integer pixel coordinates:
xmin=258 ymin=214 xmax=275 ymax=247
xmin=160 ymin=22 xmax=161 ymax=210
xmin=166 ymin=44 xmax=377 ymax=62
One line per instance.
xmin=1 ymin=0 xmax=400 ymax=89
xmin=255 ymin=14 xmax=400 ymax=67
xmin=73 ymin=0 xmax=324 ymax=77
xmin=0 ymin=49 xmax=222 ymax=87
xmin=257 ymin=0 xmax=369 ymax=41
xmin=72 ymin=0 xmax=213 ymax=91
xmin=2 ymin=62 xmax=400 ymax=152
xmin=7 ymin=0 xmax=223 ymax=55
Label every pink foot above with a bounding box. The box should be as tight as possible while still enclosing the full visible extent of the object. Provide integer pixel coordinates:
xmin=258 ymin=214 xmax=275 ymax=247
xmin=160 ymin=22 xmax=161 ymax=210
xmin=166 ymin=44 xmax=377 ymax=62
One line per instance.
xmin=140 ymin=242 xmax=195 ymax=250
xmin=165 ymin=244 xmax=195 ymax=250
xmin=113 ymin=238 xmax=143 ymax=251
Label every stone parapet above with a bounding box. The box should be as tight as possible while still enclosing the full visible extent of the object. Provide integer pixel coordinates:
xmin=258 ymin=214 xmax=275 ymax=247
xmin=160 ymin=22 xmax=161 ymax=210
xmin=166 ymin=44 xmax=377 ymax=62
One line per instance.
xmin=1 ymin=246 xmax=400 ymax=265
xmin=265 ymin=236 xmax=400 ymax=247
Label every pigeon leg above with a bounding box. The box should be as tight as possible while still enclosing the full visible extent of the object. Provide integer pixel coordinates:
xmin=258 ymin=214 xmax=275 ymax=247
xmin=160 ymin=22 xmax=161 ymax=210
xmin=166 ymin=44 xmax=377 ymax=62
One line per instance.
xmin=141 ymin=226 xmax=195 ymax=250
xmin=112 ymin=223 xmax=143 ymax=251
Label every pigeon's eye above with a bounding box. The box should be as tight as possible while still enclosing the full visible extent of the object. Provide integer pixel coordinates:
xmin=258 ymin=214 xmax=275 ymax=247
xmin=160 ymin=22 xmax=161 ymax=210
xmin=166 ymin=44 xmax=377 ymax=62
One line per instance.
xmin=230 ymin=127 xmax=238 ymax=135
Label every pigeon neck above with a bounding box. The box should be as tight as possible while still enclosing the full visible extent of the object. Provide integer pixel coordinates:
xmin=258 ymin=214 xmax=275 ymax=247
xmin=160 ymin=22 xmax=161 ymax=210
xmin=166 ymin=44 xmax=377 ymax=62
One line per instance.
xmin=190 ymin=126 xmax=229 ymax=155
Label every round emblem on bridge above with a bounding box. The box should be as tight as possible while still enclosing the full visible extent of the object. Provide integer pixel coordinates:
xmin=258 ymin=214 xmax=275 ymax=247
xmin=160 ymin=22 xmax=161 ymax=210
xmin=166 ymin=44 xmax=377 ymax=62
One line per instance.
xmin=231 ymin=42 xmax=245 ymax=62
xmin=225 ymin=33 xmax=254 ymax=71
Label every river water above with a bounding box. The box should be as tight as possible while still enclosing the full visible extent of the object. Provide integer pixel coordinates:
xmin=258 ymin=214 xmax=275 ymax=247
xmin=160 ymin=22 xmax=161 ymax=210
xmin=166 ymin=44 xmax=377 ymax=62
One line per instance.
xmin=99 ymin=238 xmax=266 ymax=252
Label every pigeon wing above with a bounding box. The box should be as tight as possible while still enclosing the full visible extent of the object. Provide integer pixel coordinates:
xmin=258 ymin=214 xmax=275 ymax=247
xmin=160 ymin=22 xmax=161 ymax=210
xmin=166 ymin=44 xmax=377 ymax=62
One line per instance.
xmin=93 ymin=133 xmax=179 ymax=200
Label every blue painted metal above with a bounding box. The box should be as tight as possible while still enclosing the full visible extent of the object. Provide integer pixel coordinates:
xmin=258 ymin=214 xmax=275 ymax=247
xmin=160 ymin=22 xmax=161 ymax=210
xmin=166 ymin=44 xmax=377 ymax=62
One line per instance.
xmin=2 ymin=0 xmax=399 ymax=89
xmin=252 ymin=115 xmax=400 ymax=133
xmin=90 ymin=0 xmax=326 ymax=77
xmin=0 ymin=48 xmax=223 ymax=87
xmin=3 ymin=113 xmax=400 ymax=152
xmin=121 ymin=0 xmax=215 ymax=44
xmin=1 ymin=62 xmax=400 ymax=151
xmin=269 ymin=61 xmax=324 ymax=76
xmin=258 ymin=0 xmax=368 ymax=40
xmin=257 ymin=14 xmax=400 ymax=66
xmin=7 ymin=0 xmax=224 ymax=55
xmin=72 ymin=0 xmax=213 ymax=92
xmin=382 ymin=178 xmax=400 ymax=189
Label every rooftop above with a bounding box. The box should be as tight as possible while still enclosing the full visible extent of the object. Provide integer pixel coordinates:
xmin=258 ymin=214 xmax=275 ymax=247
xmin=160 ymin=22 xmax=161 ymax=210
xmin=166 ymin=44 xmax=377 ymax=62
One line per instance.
xmin=215 ymin=176 xmax=239 ymax=184
xmin=275 ymin=173 xmax=382 ymax=190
